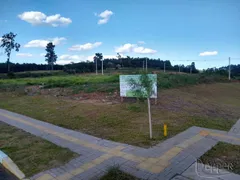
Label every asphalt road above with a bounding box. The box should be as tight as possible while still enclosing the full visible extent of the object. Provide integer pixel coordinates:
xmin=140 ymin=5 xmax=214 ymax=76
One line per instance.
xmin=0 ymin=164 xmax=17 ymax=180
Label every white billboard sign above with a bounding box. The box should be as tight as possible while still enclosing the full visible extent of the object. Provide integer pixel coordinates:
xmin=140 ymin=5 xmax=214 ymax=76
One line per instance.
xmin=119 ymin=74 xmax=157 ymax=98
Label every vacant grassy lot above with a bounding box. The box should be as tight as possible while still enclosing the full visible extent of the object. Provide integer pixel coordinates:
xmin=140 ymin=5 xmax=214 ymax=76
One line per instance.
xmin=200 ymin=142 xmax=240 ymax=174
xmin=0 ymin=83 xmax=239 ymax=147
xmin=0 ymin=122 xmax=78 ymax=177
xmin=0 ymin=70 xmax=66 ymax=79
xmin=0 ymin=73 xmax=228 ymax=91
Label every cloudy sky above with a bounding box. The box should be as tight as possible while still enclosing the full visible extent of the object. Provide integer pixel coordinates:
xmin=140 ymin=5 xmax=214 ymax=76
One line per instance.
xmin=0 ymin=0 xmax=239 ymax=69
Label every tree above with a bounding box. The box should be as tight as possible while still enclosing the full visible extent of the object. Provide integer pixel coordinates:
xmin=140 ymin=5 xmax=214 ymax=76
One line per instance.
xmin=128 ymin=73 xmax=157 ymax=139
xmin=93 ymin=53 xmax=103 ymax=75
xmin=45 ymin=42 xmax=57 ymax=70
xmin=0 ymin=32 xmax=20 ymax=72
xmin=191 ymin=62 xmax=198 ymax=73
xmin=117 ymin=53 xmax=123 ymax=67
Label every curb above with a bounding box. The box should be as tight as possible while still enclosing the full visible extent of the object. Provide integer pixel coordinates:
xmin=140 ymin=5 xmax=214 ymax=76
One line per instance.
xmin=0 ymin=150 xmax=26 ymax=179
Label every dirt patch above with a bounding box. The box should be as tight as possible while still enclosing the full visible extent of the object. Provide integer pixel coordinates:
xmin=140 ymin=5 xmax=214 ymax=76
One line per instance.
xmin=24 ymin=83 xmax=240 ymax=120
xmin=24 ymin=86 xmax=120 ymax=105
xmin=160 ymin=84 xmax=240 ymax=121
xmin=68 ymin=91 xmax=120 ymax=105
xmin=25 ymin=86 xmax=72 ymax=97
xmin=1 ymin=83 xmax=239 ymax=147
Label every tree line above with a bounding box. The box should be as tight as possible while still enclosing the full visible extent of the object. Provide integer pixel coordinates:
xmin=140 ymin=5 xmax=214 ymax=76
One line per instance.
xmin=1 ymin=32 xmax=57 ymax=73
xmin=1 ymin=32 xmax=239 ymax=77
xmin=0 ymin=56 xmax=198 ymax=74
xmin=0 ymin=63 xmax=63 ymax=73
xmin=0 ymin=32 xmax=198 ymax=74
xmin=204 ymin=64 xmax=240 ymax=77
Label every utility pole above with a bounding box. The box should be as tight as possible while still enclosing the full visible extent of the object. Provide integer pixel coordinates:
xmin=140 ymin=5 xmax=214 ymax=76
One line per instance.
xmin=95 ymin=59 xmax=98 ymax=75
xmin=229 ymin=57 xmax=231 ymax=80
xmin=164 ymin=62 xmax=166 ymax=73
xmin=101 ymin=59 xmax=103 ymax=75
xmin=179 ymin=65 xmax=180 ymax=73
xmin=143 ymin=60 xmax=144 ymax=70
xmin=146 ymin=59 xmax=148 ymax=72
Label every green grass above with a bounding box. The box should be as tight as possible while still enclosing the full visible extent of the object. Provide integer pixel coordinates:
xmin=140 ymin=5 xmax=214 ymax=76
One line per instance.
xmin=0 ymin=74 xmax=119 ymax=87
xmin=0 ymin=70 xmax=66 ymax=79
xmin=71 ymin=83 xmax=119 ymax=93
xmin=100 ymin=167 xmax=139 ymax=180
xmin=157 ymin=73 xmax=228 ymax=89
xmin=0 ymin=122 xmax=78 ymax=177
xmin=0 ymin=83 xmax=239 ymax=147
xmin=0 ymin=73 xmax=229 ymax=94
xmin=200 ymin=142 xmax=240 ymax=174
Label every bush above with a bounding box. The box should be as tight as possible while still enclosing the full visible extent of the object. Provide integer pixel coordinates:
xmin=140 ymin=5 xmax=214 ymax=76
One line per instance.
xmin=7 ymin=72 xmax=16 ymax=79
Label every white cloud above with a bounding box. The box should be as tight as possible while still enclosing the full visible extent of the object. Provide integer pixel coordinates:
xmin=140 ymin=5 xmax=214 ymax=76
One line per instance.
xmin=57 ymin=54 xmax=86 ymax=64
xmin=56 ymin=53 xmax=127 ymax=64
xmin=199 ymin=51 xmax=218 ymax=56
xmin=87 ymin=54 xmax=126 ymax=61
xmin=138 ymin=41 xmax=145 ymax=44
xmin=16 ymin=53 xmax=33 ymax=57
xmin=24 ymin=37 xmax=66 ymax=48
xmin=134 ymin=47 xmax=157 ymax=54
xmin=69 ymin=42 xmax=102 ymax=51
xmin=115 ymin=43 xmax=157 ymax=54
xmin=96 ymin=10 xmax=113 ymax=25
xmin=115 ymin=44 xmax=135 ymax=53
xmin=18 ymin=11 xmax=72 ymax=27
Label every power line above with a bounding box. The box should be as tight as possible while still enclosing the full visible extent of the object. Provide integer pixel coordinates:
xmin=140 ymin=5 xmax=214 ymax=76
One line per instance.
xmin=171 ymin=59 xmax=227 ymax=62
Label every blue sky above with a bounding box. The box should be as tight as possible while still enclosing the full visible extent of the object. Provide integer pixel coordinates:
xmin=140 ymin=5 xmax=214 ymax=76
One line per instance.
xmin=0 ymin=0 xmax=239 ymax=69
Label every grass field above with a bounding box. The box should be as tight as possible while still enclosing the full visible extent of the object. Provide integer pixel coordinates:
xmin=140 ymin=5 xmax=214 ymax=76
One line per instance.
xmin=0 ymin=122 xmax=78 ymax=177
xmin=0 ymin=70 xmax=66 ymax=79
xmin=200 ymin=142 xmax=240 ymax=174
xmin=0 ymin=82 xmax=239 ymax=147
xmin=0 ymin=73 xmax=229 ymax=93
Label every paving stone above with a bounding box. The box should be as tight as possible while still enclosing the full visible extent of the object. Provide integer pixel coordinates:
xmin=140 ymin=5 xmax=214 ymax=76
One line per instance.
xmin=170 ymin=151 xmax=189 ymax=164
xmin=95 ymin=157 xmax=118 ymax=172
xmin=120 ymin=166 xmax=140 ymax=178
xmin=170 ymin=175 xmax=191 ymax=180
xmin=89 ymin=170 xmax=106 ymax=180
xmin=30 ymin=172 xmax=47 ymax=180
xmin=180 ymin=162 xmax=240 ymax=180
xmin=176 ymin=161 xmax=195 ymax=175
xmin=71 ymin=167 xmax=100 ymax=180
xmin=157 ymin=170 xmax=178 ymax=180
xmin=229 ymin=139 xmax=240 ymax=145
xmin=229 ymin=119 xmax=240 ymax=134
xmin=201 ymin=127 xmax=229 ymax=135
xmin=1 ymin=109 xmax=239 ymax=180
xmin=61 ymin=163 xmax=80 ymax=172
xmin=131 ymin=169 xmax=152 ymax=179
xmin=96 ymin=139 xmax=120 ymax=148
xmin=131 ymin=148 xmax=150 ymax=157
xmin=121 ymin=145 xmax=137 ymax=153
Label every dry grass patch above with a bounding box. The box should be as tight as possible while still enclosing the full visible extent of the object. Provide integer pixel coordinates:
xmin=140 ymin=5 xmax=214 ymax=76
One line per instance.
xmin=0 ymin=122 xmax=78 ymax=177
xmin=200 ymin=142 xmax=240 ymax=174
xmin=0 ymin=83 xmax=239 ymax=147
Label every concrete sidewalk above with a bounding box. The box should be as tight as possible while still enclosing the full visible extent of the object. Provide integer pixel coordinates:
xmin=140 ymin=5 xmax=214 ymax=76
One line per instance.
xmin=0 ymin=108 xmax=239 ymax=180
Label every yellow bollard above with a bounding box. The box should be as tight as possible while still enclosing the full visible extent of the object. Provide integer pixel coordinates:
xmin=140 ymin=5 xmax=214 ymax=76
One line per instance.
xmin=164 ymin=124 xmax=167 ymax=137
